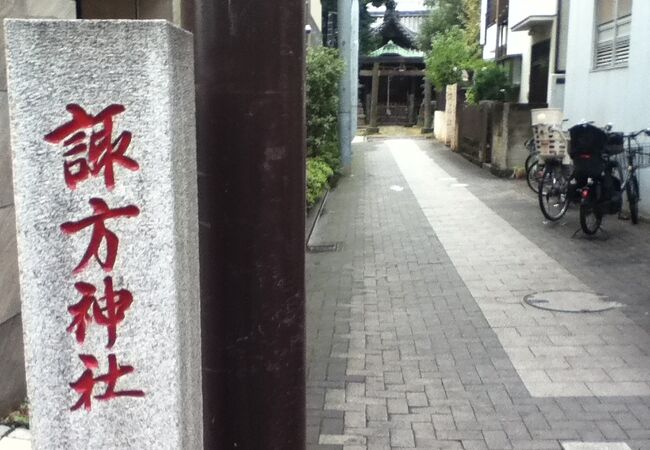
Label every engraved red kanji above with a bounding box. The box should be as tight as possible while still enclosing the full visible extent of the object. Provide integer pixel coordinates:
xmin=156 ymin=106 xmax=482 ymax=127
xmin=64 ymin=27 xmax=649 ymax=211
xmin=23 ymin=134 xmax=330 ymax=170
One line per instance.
xmin=70 ymin=354 xmax=144 ymax=412
xmin=44 ymin=104 xmax=139 ymax=190
xmin=60 ymin=198 xmax=140 ymax=274
xmin=67 ymin=277 xmax=134 ymax=348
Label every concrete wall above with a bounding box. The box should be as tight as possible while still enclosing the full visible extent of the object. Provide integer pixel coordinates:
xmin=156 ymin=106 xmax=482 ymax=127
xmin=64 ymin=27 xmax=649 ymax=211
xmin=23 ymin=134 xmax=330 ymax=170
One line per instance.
xmin=0 ymin=0 xmax=77 ymax=417
xmin=488 ymin=103 xmax=534 ymax=175
xmin=564 ymin=0 xmax=650 ymax=216
xmin=505 ymin=104 xmax=535 ymax=169
xmin=434 ymin=111 xmax=447 ymax=142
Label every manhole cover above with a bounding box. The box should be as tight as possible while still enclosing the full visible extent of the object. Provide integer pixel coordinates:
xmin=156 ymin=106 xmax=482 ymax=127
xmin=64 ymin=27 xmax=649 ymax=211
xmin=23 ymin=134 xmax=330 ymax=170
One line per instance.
xmin=523 ymin=290 xmax=623 ymax=313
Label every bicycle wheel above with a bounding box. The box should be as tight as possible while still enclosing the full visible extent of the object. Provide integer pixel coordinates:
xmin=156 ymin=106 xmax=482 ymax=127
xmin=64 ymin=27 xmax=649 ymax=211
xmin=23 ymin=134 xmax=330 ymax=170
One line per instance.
xmin=626 ymin=175 xmax=640 ymax=224
xmin=580 ymin=204 xmax=602 ymax=234
xmin=526 ymin=160 xmax=543 ymax=193
xmin=538 ymin=163 xmax=570 ymax=221
xmin=525 ymin=151 xmax=538 ymax=172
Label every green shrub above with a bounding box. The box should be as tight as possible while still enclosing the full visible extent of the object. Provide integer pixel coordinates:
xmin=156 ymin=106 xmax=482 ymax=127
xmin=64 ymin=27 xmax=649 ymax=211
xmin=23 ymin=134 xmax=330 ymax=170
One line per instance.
xmin=306 ymin=47 xmax=344 ymax=172
xmin=466 ymin=61 xmax=513 ymax=103
xmin=306 ymin=157 xmax=334 ymax=208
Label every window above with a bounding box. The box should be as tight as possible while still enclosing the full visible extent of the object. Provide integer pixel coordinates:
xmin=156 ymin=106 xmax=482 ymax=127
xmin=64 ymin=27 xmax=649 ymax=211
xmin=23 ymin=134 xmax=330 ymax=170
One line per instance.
xmin=594 ymin=0 xmax=632 ymax=69
xmin=486 ymin=0 xmax=496 ymax=26
xmin=486 ymin=0 xmax=509 ymax=26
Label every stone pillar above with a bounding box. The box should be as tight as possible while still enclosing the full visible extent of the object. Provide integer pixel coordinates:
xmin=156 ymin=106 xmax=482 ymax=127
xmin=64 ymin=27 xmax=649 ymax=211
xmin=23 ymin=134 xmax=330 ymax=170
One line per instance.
xmin=0 ymin=0 xmax=77 ymax=419
xmin=445 ymin=83 xmax=459 ymax=149
xmin=407 ymin=93 xmax=415 ymax=126
xmin=187 ymin=1 xmax=306 ymax=448
xmin=422 ymin=77 xmax=433 ymax=133
xmin=368 ymin=62 xmax=380 ymax=134
xmin=5 ymin=20 xmax=201 ymax=449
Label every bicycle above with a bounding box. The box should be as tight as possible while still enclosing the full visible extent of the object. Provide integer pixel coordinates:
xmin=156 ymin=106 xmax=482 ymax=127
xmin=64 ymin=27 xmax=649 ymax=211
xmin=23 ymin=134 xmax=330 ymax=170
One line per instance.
xmin=532 ymin=121 xmax=572 ymax=221
xmin=571 ymin=126 xmax=650 ymax=234
xmin=619 ymin=129 xmax=650 ymax=224
xmin=524 ymin=138 xmax=542 ymax=193
xmin=527 ymin=110 xmax=569 ymax=196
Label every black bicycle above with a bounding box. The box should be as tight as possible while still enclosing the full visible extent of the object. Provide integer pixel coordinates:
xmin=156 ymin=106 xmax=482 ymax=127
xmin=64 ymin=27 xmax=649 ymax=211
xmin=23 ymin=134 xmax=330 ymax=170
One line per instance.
xmin=532 ymin=123 xmax=573 ymax=221
xmin=619 ymin=129 xmax=650 ymax=224
xmin=571 ymin=126 xmax=650 ymax=234
xmin=525 ymin=138 xmax=542 ymax=193
xmin=538 ymin=158 xmax=573 ymax=221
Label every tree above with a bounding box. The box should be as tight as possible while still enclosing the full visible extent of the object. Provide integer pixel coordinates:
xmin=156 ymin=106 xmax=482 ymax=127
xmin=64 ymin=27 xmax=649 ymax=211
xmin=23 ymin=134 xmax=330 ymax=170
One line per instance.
xmin=359 ymin=1 xmax=381 ymax=54
xmin=461 ymin=0 xmax=481 ymax=49
xmin=418 ymin=0 xmax=480 ymax=52
xmin=322 ymin=0 xmax=388 ymax=54
xmin=418 ymin=0 xmax=463 ymax=50
xmin=424 ymin=26 xmax=473 ymax=90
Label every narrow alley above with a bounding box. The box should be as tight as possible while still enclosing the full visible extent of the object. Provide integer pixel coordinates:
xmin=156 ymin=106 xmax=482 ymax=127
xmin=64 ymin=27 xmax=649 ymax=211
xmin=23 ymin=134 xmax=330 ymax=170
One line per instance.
xmin=306 ymin=138 xmax=650 ymax=450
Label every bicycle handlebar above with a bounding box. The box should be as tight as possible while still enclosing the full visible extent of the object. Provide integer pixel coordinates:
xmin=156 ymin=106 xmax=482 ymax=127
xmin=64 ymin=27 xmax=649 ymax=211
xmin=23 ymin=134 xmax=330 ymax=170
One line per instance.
xmin=622 ymin=128 xmax=650 ymax=139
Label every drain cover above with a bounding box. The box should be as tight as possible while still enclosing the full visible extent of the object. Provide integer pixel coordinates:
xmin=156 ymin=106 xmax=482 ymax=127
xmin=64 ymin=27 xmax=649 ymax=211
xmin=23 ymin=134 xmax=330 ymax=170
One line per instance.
xmin=524 ymin=290 xmax=623 ymax=313
xmin=307 ymin=242 xmax=342 ymax=253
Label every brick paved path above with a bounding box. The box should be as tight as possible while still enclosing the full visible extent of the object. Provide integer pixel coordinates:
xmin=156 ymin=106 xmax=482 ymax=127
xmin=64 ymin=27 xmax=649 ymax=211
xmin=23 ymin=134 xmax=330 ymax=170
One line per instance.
xmin=306 ymin=138 xmax=650 ymax=450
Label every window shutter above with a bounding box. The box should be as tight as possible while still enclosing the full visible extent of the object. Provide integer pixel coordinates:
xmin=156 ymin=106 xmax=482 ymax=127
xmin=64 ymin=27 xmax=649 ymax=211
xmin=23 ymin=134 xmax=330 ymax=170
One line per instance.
xmin=615 ymin=36 xmax=631 ymax=65
xmin=595 ymin=40 xmax=614 ymax=68
xmin=593 ymin=1 xmax=632 ymax=69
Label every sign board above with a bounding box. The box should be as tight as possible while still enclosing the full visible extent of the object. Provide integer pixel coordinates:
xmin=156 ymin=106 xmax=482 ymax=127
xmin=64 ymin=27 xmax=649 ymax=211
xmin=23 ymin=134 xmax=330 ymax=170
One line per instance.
xmin=5 ymin=19 xmax=202 ymax=449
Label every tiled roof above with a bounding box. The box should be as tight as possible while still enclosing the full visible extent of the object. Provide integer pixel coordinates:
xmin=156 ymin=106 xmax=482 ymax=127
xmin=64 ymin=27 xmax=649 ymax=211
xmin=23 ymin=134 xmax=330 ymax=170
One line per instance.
xmin=369 ymin=40 xmax=425 ymax=58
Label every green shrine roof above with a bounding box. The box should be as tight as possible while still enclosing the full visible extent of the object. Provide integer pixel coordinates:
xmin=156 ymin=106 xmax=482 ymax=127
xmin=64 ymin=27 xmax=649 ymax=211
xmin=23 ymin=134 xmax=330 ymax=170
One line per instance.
xmin=369 ymin=40 xmax=424 ymax=58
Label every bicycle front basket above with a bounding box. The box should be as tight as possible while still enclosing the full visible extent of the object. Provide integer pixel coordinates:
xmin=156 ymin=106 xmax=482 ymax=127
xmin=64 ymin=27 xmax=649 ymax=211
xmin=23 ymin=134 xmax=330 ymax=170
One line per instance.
xmin=533 ymin=124 xmax=569 ymax=160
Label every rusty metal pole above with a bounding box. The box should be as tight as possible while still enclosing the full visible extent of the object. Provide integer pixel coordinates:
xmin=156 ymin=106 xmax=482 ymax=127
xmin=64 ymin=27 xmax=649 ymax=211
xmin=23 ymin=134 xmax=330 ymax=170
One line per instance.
xmin=183 ymin=1 xmax=306 ymax=449
xmin=368 ymin=62 xmax=380 ymax=133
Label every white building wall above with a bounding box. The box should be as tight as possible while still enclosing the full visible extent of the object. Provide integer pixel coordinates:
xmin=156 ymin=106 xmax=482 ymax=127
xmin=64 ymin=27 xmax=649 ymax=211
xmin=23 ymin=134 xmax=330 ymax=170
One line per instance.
xmin=310 ymin=0 xmax=322 ymax=32
xmin=482 ymin=24 xmax=497 ymax=59
xmin=481 ymin=0 xmax=558 ymax=104
xmin=564 ymin=0 xmax=650 ymax=215
xmin=509 ymin=0 xmax=557 ymax=24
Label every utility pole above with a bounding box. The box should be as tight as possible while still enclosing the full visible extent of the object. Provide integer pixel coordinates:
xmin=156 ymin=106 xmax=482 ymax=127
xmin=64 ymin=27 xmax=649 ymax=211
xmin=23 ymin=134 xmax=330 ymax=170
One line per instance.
xmin=350 ymin=0 xmax=359 ymax=140
xmin=338 ymin=0 xmax=353 ymax=174
xmin=183 ymin=1 xmax=306 ymax=449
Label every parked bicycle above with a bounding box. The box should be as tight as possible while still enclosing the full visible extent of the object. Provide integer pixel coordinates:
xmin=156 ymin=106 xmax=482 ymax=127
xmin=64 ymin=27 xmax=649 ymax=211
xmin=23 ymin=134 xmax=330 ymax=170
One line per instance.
xmin=569 ymin=124 xmax=650 ymax=234
xmin=530 ymin=109 xmax=574 ymax=221
xmin=524 ymin=138 xmax=541 ymax=193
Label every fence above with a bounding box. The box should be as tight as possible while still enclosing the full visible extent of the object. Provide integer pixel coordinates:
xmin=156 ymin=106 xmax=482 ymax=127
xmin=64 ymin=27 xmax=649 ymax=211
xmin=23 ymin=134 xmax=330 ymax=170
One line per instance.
xmin=435 ymin=83 xmax=543 ymax=175
xmin=458 ymin=103 xmax=489 ymax=162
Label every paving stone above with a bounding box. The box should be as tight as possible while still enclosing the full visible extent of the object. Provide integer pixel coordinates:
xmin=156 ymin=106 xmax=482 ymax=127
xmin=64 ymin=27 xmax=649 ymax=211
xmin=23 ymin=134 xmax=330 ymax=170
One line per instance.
xmin=560 ymin=443 xmax=631 ymax=450
xmin=321 ymin=418 xmax=344 ymax=435
xmin=387 ymin=398 xmax=409 ymax=415
xmin=406 ymin=392 xmax=428 ymax=408
xmin=345 ymin=411 xmax=366 ymax=429
xmin=588 ymin=382 xmax=650 ymax=397
xmin=319 ymin=434 xmax=366 ymax=446
xmin=412 ymin=422 xmax=435 ymax=440
xmin=389 ymin=429 xmax=415 ymax=447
